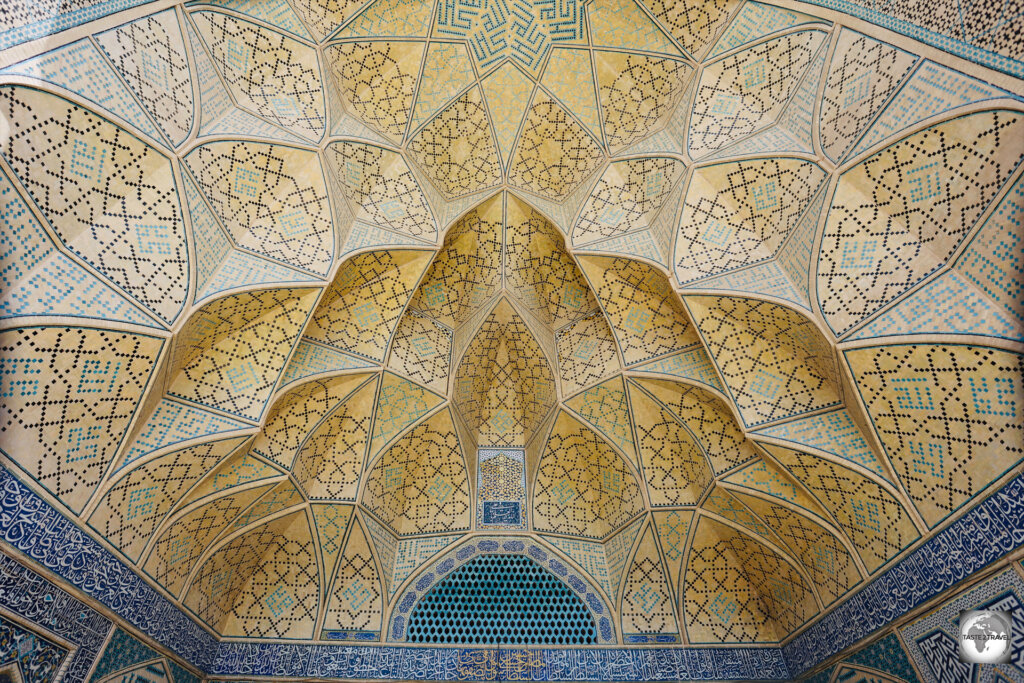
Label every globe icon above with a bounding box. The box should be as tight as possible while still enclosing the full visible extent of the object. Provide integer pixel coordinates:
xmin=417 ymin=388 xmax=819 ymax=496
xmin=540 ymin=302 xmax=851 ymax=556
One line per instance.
xmin=959 ymin=610 xmax=1012 ymax=664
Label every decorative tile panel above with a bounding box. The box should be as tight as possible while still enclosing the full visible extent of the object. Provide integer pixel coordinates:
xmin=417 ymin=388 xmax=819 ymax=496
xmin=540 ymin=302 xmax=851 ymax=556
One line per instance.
xmin=0 ymin=86 xmax=188 ymax=324
xmin=476 ymin=449 xmax=526 ymax=529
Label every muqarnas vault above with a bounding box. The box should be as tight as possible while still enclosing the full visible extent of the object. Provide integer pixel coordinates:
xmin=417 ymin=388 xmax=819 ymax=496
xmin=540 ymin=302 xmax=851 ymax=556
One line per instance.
xmin=0 ymin=0 xmax=1022 ymax=681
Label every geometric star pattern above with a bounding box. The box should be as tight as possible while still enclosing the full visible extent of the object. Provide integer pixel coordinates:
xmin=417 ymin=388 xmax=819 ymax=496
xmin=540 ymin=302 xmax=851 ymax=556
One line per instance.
xmin=0 ymin=0 xmax=1021 ymax=661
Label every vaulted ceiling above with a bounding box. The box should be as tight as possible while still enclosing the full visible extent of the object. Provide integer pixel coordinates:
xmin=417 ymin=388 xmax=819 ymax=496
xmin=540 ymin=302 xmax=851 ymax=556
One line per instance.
xmin=0 ymin=0 xmax=1021 ymax=653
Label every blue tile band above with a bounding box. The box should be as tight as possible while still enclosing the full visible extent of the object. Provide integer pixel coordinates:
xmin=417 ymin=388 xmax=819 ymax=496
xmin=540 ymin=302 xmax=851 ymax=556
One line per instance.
xmin=0 ymin=463 xmax=1022 ymax=680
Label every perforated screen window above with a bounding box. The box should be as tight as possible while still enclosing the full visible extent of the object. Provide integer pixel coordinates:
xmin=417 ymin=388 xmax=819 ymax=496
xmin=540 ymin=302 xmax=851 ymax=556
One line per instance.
xmin=405 ymin=554 xmax=598 ymax=644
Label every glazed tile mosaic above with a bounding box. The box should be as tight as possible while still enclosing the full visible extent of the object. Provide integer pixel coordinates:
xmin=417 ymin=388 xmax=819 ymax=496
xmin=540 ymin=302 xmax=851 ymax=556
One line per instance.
xmin=1 ymin=453 xmax=1024 ymax=679
xmin=0 ymin=0 xmax=1022 ymax=679
xmin=476 ymin=449 xmax=526 ymax=529
xmin=0 ymin=552 xmax=109 ymax=683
